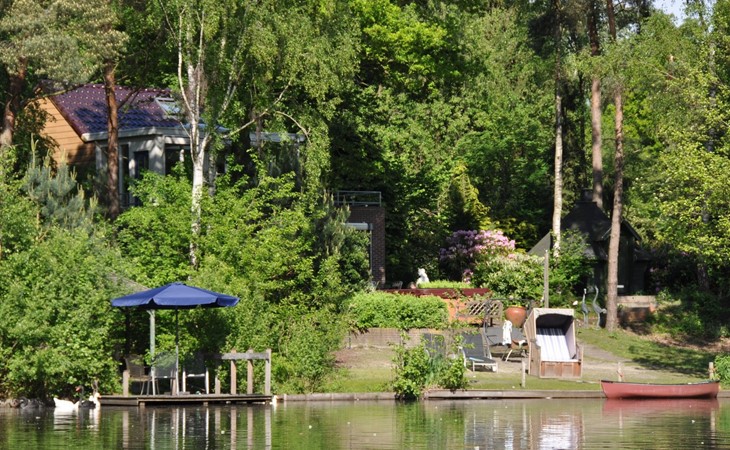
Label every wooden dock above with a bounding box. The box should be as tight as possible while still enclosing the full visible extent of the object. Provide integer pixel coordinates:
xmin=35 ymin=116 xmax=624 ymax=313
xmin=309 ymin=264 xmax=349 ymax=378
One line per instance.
xmin=101 ymin=393 xmax=273 ymax=407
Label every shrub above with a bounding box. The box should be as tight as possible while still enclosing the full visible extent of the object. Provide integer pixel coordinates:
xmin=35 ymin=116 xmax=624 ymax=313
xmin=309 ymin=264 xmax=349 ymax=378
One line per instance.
xmin=0 ymin=228 xmax=127 ymax=398
xmin=347 ymin=292 xmax=448 ymax=330
xmin=419 ymin=280 xmax=471 ymax=289
xmin=713 ymin=355 xmax=730 ymax=386
xmin=471 ymin=253 xmax=543 ymax=299
xmin=439 ymin=230 xmax=516 ymax=281
xmin=391 ymin=333 xmax=466 ymax=400
xmin=391 ymin=341 xmax=433 ymax=400
xmin=652 ymin=289 xmax=730 ymax=339
xmin=549 ymin=230 xmax=593 ymax=303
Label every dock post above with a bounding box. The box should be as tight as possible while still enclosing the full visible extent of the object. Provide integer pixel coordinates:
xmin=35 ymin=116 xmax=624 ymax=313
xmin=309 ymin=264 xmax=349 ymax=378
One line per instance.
xmin=265 ymin=348 xmax=272 ymax=395
xmin=230 ymin=348 xmax=237 ymax=395
xmin=247 ymin=348 xmax=254 ymax=394
xmin=521 ymin=360 xmax=526 ymax=388
xmin=123 ymin=370 xmax=130 ymax=396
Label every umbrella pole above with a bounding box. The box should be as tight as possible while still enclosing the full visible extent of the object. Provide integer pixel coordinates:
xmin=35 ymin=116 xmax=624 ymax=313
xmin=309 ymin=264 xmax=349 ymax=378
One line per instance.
xmin=148 ymin=310 xmax=156 ymax=395
xmin=175 ymin=309 xmax=179 ymax=395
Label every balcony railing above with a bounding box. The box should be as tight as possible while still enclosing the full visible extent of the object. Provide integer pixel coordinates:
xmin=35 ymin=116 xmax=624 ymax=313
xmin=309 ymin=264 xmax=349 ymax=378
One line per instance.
xmin=334 ymin=190 xmax=382 ymax=207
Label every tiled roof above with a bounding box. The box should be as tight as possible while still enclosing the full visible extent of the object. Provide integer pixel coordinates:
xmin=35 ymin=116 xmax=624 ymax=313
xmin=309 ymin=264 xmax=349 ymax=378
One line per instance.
xmin=51 ymin=84 xmax=181 ymax=137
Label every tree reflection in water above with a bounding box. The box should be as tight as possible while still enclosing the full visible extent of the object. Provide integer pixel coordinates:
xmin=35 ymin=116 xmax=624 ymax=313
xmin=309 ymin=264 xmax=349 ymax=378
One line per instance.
xmin=1 ymin=399 xmax=728 ymax=448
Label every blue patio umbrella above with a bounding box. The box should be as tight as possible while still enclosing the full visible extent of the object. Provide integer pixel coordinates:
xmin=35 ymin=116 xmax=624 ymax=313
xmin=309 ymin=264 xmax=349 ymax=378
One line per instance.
xmin=111 ymin=282 xmax=239 ymax=394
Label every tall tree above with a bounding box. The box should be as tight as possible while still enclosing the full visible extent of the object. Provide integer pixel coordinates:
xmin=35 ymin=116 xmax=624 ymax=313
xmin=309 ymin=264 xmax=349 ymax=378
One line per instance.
xmin=156 ymin=0 xmax=258 ymax=267
xmin=552 ymin=0 xmax=565 ymax=257
xmin=156 ymin=0 xmax=357 ymax=268
xmin=587 ymin=0 xmax=604 ymax=209
xmin=605 ymin=0 xmax=624 ymax=332
xmin=86 ymin=0 xmax=127 ymax=220
xmin=103 ymin=63 xmax=121 ymax=219
xmin=0 ymin=0 xmax=109 ymax=166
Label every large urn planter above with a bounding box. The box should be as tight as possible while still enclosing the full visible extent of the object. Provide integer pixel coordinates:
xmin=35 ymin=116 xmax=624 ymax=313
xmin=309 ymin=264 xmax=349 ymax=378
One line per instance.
xmin=504 ymin=306 xmax=527 ymax=328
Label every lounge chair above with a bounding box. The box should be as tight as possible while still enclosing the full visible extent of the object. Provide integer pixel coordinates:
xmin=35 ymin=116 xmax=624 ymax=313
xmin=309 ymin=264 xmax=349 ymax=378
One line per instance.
xmin=460 ymin=332 xmax=498 ymax=372
xmin=484 ymin=320 xmax=527 ymax=361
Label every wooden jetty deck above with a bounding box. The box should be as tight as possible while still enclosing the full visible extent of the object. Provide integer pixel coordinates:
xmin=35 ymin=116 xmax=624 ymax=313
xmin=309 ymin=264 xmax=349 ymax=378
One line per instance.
xmin=115 ymin=349 xmax=273 ymax=407
xmin=101 ymin=393 xmax=273 ymax=407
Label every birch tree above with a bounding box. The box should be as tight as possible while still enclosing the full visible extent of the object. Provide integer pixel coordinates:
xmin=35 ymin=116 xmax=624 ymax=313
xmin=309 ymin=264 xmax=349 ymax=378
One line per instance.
xmin=156 ymin=0 xmax=357 ymax=267
xmin=552 ymin=0 xmax=565 ymax=257
xmin=156 ymin=0 xmax=257 ymax=267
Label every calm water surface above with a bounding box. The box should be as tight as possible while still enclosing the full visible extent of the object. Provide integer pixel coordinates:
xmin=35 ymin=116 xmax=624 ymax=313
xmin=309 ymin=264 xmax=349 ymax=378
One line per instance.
xmin=2 ymin=398 xmax=729 ymax=449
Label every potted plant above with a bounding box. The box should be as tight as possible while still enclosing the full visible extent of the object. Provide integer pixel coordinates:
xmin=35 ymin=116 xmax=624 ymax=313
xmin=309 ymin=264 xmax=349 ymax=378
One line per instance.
xmin=504 ymin=300 xmax=527 ymax=328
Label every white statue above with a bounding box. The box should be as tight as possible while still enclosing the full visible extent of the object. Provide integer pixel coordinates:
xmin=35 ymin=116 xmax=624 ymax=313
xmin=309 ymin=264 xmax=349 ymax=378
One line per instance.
xmin=416 ymin=268 xmax=430 ymax=286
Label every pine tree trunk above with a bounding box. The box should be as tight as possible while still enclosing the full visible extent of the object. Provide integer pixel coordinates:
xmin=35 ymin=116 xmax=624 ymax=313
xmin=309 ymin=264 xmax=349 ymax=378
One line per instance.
xmin=591 ymin=78 xmax=603 ymax=209
xmin=104 ymin=62 xmax=121 ymax=219
xmin=605 ymin=0 xmax=623 ymax=332
xmin=588 ymin=0 xmax=603 ymax=209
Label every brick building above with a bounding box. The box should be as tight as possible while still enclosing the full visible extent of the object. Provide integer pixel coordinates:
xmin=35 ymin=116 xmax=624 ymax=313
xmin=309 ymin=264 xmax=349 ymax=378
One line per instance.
xmin=336 ymin=191 xmax=386 ymax=287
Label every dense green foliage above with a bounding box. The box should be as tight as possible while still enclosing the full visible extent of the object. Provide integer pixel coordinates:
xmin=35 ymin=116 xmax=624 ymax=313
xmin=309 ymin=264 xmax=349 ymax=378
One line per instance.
xmin=347 ymin=292 xmax=448 ymax=330
xmin=391 ymin=334 xmax=466 ymax=400
xmin=2 ymin=0 xmax=730 ymax=397
xmin=472 ymin=253 xmax=544 ymax=301
xmin=0 ymin=227 xmax=127 ymax=398
xmin=713 ymin=354 xmax=730 ymax=386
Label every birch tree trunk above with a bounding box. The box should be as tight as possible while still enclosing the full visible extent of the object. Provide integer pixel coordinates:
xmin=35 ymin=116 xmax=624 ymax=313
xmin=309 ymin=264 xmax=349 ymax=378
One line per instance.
xmin=551 ymin=0 xmax=563 ymax=258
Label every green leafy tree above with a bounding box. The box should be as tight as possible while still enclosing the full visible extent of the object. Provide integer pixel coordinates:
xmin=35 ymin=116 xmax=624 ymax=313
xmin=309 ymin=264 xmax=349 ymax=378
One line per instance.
xmin=115 ymin=170 xmax=193 ymax=287
xmin=0 ymin=178 xmax=36 ymax=261
xmin=0 ymin=228 xmax=126 ymax=398
xmin=151 ymin=0 xmax=358 ymax=268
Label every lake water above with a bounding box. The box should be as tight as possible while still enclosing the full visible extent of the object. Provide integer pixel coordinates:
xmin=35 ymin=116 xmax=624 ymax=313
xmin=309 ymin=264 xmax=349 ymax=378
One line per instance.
xmin=1 ymin=398 xmax=728 ymax=449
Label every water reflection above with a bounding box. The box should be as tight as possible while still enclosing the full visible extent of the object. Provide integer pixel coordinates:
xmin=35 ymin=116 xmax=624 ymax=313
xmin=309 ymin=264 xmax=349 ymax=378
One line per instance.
xmin=116 ymin=405 xmax=272 ymax=449
xmin=2 ymin=399 xmax=730 ymax=449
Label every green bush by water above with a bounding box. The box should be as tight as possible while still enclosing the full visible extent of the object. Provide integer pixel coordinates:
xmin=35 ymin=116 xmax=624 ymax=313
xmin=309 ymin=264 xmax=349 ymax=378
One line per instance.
xmin=391 ymin=334 xmax=467 ymax=399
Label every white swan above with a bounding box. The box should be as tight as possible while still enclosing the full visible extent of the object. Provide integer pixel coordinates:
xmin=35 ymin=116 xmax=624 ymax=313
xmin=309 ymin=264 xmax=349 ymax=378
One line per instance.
xmin=53 ymin=385 xmax=101 ymax=411
xmin=53 ymin=396 xmax=79 ymax=412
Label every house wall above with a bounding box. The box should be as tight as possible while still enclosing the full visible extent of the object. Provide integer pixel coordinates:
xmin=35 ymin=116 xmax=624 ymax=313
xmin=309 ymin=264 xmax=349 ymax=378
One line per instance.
xmin=348 ymin=206 xmax=386 ymax=286
xmin=94 ymin=134 xmax=196 ymax=207
xmin=37 ymin=98 xmax=95 ymax=165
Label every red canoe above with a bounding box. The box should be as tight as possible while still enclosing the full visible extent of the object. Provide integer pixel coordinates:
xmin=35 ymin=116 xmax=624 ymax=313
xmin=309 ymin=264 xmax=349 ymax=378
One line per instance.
xmin=601 ymin=380 xmax=719 ymax=399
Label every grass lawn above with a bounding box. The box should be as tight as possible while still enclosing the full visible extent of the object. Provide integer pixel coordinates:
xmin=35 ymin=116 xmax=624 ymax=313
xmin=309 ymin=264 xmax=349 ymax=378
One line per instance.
xmin=328 ymin=326 xmax=720 ymax=393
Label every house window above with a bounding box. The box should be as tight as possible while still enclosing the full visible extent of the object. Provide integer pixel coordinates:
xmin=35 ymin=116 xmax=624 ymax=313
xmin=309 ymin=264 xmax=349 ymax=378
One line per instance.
xmin=155 ymin=96 xmax=182 ymax=119
xmin=133 ymin=150 xmax=149 ymax=179
xmin=130 ymin=150 xmax=149 ymax=206
xmin=165 ymin=144 xmax=191 ymax=176
xmin=117 ymin=144 xmax=130 ymax=208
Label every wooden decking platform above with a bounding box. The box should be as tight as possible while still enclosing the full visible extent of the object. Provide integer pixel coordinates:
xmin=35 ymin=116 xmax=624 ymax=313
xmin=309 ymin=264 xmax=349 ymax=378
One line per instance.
xmin=101 ymin=393 xmax=273 ymax=407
